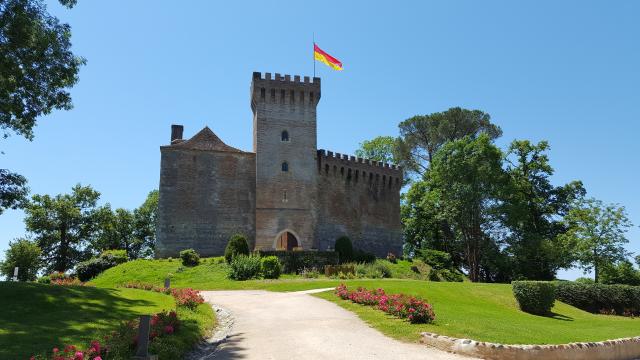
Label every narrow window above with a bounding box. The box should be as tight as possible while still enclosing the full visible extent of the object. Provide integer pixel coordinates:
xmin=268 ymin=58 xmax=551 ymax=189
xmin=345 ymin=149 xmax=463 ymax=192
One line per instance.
xmin=290 ymin=90 xmax=295 ymax=103
xmin=260 ymin=88 xmax=265 ymax=100
xmin=325 ymin=164 xmax=329 ymax=175
xmin=281 ymin=130 xmax=289 ymax=142
xmin=355 ymin=170 xmax=359 ymax=182
xmin=300 ymin=91 xmax=305 ymax=103
xmin=282 ymin=162 xmax=289 ymax=172
xmin=280 ymin=89 xmax=285 ymax=104
xmin=270 ymin=89 xmax=276 ymax=101
xmin=283 ymin=190 xmax=288 ymax=202
xmin=347 ymin=168 xmax=352 ymax=181
xmin=340 ymin=167 xmax=344 ymax=177
xmin=333 ymin=165 xmax=337 ymax=176
xmin=310 ymin=91 xmax=314 ymax=103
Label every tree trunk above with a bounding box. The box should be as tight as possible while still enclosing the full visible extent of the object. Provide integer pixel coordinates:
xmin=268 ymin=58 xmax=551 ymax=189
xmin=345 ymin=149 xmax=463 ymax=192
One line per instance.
xmin=593 ymin=249 xmax=599 ymax=283
xmin=57 ymin=224 xmax=68 ymax=272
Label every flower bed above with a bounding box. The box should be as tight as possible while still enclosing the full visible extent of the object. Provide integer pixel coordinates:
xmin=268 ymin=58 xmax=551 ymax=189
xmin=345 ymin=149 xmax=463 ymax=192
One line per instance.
xmin=123 ymin=281 xmax=205 ymax=309
xmin=31 ymin=310 xmax=181 ymax=360
xmin=335 ymin=284 xmax=436 ymax=324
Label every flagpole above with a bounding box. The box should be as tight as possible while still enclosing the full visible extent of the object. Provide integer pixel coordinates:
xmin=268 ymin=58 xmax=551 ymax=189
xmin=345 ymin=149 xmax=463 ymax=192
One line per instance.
xmin=313 ymin=32 xmax=315 ymax=77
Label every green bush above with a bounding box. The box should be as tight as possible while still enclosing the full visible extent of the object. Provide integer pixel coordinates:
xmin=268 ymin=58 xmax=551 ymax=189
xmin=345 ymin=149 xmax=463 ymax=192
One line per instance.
xmin=180 ymin=249 xmax=200 ymax=266
xmin=418 ymin=249 xmax=453 ymax=270
xmin=335 ymin=236 xmax=353 ymax=263
xmin=261 ymin=256 xmax=281 ymax=279
xmin=353 ymin=248 xmax=376 ymax=263
xmin=512 ymin=281 xmax=556 ymax=315
xmin=325 ymin=264 xmax=356 ymax=277
xmin=227 ymin=255 xmax=262 ymax=280
xmin=225 ymin=233 xmax=250 ymax=264
xmin=428 ymin=268 xmax=464 ymax=282
xmin=0 ymin=238 xmax=42 ymax=281
xmin=36 ymin=275 xmax=51 ymax=284
xmin=555 ymin=281 xmax=640 ymax=316
xmin=75 ymin=250 xmax=130 ymax=281
xmin=353 ymin=261 xmax=392 ymax=279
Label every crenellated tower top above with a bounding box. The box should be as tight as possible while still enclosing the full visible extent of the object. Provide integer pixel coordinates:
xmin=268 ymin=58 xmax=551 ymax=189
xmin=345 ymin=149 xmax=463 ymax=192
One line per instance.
xmin=250 ymin=72 xmax=321 ymax=112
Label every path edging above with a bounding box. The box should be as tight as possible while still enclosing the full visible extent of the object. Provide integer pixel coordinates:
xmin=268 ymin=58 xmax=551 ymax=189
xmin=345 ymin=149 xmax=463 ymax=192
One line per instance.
xmin=421 ymin=332 xmax=640 ymax=360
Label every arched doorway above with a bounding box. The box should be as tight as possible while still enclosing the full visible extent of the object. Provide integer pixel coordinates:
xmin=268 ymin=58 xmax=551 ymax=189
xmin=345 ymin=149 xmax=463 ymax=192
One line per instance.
xmin=275 ymin=230 xmax=300 ymax=251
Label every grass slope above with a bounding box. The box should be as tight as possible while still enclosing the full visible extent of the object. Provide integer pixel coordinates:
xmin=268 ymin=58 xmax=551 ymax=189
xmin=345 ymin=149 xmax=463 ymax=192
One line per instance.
xmin=0 ymin=282 xmax=174 ymax=359
xmin=314 ymin=281 xmax=640 ymax=345
xmin=91 ymin=258 xmax=427 ymax=291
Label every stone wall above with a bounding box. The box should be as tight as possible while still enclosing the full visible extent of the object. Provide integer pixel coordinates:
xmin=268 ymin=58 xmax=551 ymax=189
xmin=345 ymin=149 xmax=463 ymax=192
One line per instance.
xmin=315 ymin=150 xmax=403 ymax=257
xmin=155 ymin=128 xmax=256 ymax=257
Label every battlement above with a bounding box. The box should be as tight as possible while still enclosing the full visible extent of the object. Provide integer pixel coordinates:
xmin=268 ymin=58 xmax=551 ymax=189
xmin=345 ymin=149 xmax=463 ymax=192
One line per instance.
xmin=251 ymin=72 xmax=321 ymax=110
xmin=317 ymin=149 xmax=403 ymax=190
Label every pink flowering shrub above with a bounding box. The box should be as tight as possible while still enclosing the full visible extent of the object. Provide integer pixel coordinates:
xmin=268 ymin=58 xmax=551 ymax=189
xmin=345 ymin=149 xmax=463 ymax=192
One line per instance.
xmin=48 ymin=272 xmax=84 ymax=286
xmin=31 ymin=310 xmax=182 ymax=359
xmin=123 ymin=282 xmax=205 ymax=309
xmin=334 ymin=284 xmax=436 ymax=324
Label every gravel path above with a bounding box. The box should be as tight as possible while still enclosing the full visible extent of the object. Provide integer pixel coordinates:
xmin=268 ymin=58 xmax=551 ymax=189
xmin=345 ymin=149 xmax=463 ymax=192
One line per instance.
xmin=194 ymin=289 xmax=472 ymax=360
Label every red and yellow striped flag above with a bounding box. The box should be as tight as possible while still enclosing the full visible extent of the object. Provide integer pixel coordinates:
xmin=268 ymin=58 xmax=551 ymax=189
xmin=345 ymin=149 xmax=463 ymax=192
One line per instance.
xmin=314 ymin=43 xmax=343 ymax=71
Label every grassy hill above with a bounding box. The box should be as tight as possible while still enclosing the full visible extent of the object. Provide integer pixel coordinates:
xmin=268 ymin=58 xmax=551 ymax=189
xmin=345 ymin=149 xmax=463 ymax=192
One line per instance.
xmin=92 ymin=258 xmax=639 ymax=345
xmin=0 ymin=282 xmax=174 ymax=359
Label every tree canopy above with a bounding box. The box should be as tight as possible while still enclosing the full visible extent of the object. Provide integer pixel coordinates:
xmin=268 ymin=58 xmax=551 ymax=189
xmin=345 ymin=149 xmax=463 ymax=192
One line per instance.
xmin=355 ymin=136 xmax=398 ymax=164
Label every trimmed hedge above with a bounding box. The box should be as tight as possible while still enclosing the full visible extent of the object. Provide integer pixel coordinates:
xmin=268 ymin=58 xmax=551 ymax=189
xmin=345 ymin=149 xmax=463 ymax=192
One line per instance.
xmin=261 ymin=256 xmax=282 ymax=279
xmin=180 ymin=249 xmax=200 ymax=266
xmin=225 ymin=234 xmax=250 ymax=264
xmin=256 ymin=250 xmax=338 ymax=274
xmin=325 ymin=264 xmax=356 ymax=277
xmin=512 ymin=281 xmax=556 ymax=315
xmin=555 ymin=281 xmax=640 ymax=316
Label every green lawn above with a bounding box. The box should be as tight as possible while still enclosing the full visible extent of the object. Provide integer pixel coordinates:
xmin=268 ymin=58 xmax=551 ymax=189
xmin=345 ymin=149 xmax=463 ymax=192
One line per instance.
xmin=0 ymin=282 xmax=174 ymax=359
xmin=91 ymin=258 xmax=640 ymax=345
xmin=314 ymin=281 xmax=640 ymax=345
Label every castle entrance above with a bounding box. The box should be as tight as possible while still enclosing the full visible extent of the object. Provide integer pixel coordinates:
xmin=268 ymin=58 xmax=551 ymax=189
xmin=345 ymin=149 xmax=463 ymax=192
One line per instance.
xmin=275 ymin=231 xmax=300 ymax=251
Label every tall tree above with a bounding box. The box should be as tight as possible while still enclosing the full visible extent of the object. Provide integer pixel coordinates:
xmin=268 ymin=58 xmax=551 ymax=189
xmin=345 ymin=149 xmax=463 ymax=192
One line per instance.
xmin=500 ymin=140 xmax=585 ymax=280
xmin=91 ymin=190 xmax=158 ymax=259
xmin=24 ymin=184 xmax=101 ymax=273
xmin=425 ymin=134 xmax=507 ymax=282
xmin=133 ymin=190 xmax=158 ymax=258
xmin=559 ymin=198 xmax=633 ymax=283
xmin=355 ymin=136 xmax=398 ymax=164
xmin=1 ymin=0 xmax=83 ymax=215
xmin=396 ymin=107 xmax=502 ymax=177
xmin=0 ymin=168 xmax=28 ymax=214
xmin=1 ymin=0 xmax=84 ymax=140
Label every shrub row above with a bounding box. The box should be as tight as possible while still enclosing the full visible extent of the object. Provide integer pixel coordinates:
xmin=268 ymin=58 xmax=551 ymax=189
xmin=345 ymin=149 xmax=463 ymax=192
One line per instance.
xmin=227 ymin=255 xmax=282 ymax=280
xmin=555 ymin=281 xmax=640 ymax=316
xmin=123 ymin=282 xmax=205 ymax=309
xmin=335 ymin=284 xmax=436 ymax=324
xmin=256 ymin=250 xmax=338 ymax=274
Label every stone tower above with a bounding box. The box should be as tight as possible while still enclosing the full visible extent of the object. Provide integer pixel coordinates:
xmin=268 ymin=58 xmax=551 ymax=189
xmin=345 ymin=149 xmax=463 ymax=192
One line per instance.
xmin=250 ymin=72 xmax=320 ymax=250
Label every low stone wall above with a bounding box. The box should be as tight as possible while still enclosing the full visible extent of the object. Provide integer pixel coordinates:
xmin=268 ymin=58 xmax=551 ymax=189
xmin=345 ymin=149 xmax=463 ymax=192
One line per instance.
xmin=421 ymin=332 xmax=640 ymax=360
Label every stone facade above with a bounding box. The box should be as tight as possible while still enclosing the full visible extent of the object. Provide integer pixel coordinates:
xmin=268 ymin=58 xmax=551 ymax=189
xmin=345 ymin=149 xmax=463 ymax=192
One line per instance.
xmin=155 ymin=72 xmax=403 ymax=258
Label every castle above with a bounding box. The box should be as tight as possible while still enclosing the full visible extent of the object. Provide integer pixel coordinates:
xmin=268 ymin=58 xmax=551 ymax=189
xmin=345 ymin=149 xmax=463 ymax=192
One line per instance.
xmin=155 ymin=72 xmax=403 ymax=258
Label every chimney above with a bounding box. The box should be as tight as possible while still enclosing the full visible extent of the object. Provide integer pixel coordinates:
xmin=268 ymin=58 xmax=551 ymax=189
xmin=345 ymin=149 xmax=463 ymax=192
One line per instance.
xmin=171 ymin=124 xmax=183 ymax=143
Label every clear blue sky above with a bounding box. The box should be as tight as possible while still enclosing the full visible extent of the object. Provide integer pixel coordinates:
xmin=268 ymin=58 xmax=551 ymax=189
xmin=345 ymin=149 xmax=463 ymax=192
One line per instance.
xmin=1 ymin=1 xmax=638 ymax=280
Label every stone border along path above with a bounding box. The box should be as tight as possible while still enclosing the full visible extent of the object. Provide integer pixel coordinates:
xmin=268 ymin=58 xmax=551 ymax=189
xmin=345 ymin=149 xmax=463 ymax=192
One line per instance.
xmin=191 ymin=288 xmax=471 ymax=360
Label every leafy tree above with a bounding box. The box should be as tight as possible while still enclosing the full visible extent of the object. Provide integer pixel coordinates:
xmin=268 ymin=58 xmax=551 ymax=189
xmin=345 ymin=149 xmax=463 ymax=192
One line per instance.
xmin=636 ymin=255 xmax=640 ymax=268
xmin=133 ymin=190 xmax=158 ymax=258
xmin=0 ymin=238 xmax=41 ymax=281
xmin=499 ymin=140 xmax=585 ymax=280
xmin=401 ymin=181 xmax=460 ymax=264
xmin=1 ymin=0 xmax=84 ymax=140
xmin=24 ymin=184 xmax=101 ymax=273
xmin=396 ymin=107 xmax=502 ymax=177
xmin=0 ymin=169 xmax=28 ymax=214
xmin=559 ymin=198 xmax=633 ymax=283
xmin=425 ymin=134 xmax=507 ymax=282
xmin=355 ymin=136 xmax=398 ymax=164
xmin=600 ymin=260 xmax=640 ymax=286
xmin=91 ymin=190 xmax=158 ymax=259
